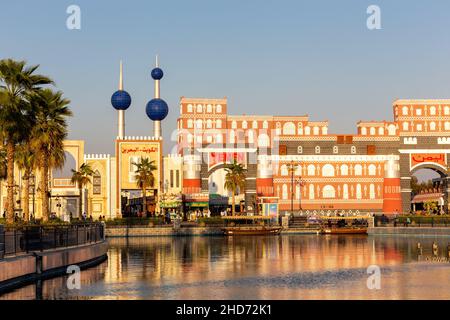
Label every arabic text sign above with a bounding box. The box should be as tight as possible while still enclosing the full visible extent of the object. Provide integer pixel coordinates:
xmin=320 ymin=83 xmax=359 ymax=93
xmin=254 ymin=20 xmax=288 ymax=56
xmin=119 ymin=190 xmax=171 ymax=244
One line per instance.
xmin=411 ymin=153 xmax=446 ymax=169
xmin=208 ymin=152 xmax=246 ymax=170
xmin=121 ymin=146 xmax=159 ymax=154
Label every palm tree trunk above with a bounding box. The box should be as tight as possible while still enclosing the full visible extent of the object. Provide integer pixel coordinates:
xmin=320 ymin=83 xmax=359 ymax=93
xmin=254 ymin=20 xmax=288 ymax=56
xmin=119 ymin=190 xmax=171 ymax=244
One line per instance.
xmin=231 ymin=190 xmax=235 ymax=216
xmin=22 ymin=173 xmax=30 ymax=221
xmin=40 ymin=152 xmax=49 ymax=222
xmin=79 ymin=186 xmax=83 ymax=218
xmin=142 ymin=186 xmax=146 ymax=216
xmin=6 ymin=140 xmax=15 ymax=224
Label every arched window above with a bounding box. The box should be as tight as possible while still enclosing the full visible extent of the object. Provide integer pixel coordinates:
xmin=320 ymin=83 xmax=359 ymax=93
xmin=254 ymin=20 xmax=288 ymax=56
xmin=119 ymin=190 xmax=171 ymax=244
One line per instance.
xmin=242 ymin=121 xmax=248 ymax=129
xmin=304 ymin=126 xmax=311 ymax=135
xmin=445 ymin=106 xmax=450 ymax=115
xmin=298 ymin=122 xmax=303 ymax=135
xmin=403 ymin=122 xmax=409 ymax=131
xmin=307 ymin=164 xmax=315 ymax=176
xmin=282 ymin=184 xmax=288 ymax=200
xmin=216 ymin=104 xmax=222 ymax=113
xmin=187 ymin=104 xmax=193 ymax=112
xmin=340 ymin=165 xmax=349 ymax=176
xmin=297 ymin=146 xmax=303 ymax=154
xmin=388 ymin=124 xmax=396 ymax=135
xmin=309 ymin=184 xmax=315 ymax=200
xmin=343 ymin=184 xmax=349 ymax=199
xmin=430 ymin=122 xmax=436 ymax=131
xmin=229 ymin=130 xmax=235 ymax=143
xmin=370 ymin=127 xmax=376 ymax=135
xmin=93 ymin=170 xmax=101 ymax=195
xmin=369 ymin=184 xmax=375 ymax=199
xmin=258 ymin=134 xmax=270 ymax=147
xmin=361 ymin=127 xmax=367 ymax=135
xmin=216 ymin=119 xmax=222 ymax=129
xmin=197 ymin=104 xmax=203 ymax=113
xmin=416 ymin=108 xmax=422 ymax=116
xmin=356 ymin=184 xmax=362 ymax=199
xmin=283 ymin=122 xmax=296 ymax=135
xmin=430 ymin=106 xmax=436 ymax=115
xmin=196 ymin=135 xmax=202 ymax=144
xmin=315 ymin=146 xmax=321 ymax=154
xmin=263 ymin=120 xmax=269 ymax=129
xmin=322 ymin=127 xmax=328 ymax=135
xmin=206 ymin=119 xmax=212 ymax=129
xmin=378 ymin=127 xmax=384 ymax=135
xmin=354 ymin=165 xmax=363 ymax=176
xmin=333 ymin=146 xmax=339 ymax=154
xmin=322 ymin=164 xmax=335 ymax=177
xmin=368 ymin=164 xmax=376 ymax=176
xmin=196 ymin=119 xmax=203 ymax=129
xmin=445 ymin=122 xmax=450 ymax=131
xmin=248 ymin=130 xmax=254 ymax=144
xmin=187 ymin=119 xmax=193 ymax=128
xmin=351 ymin=146 xmax=357 ymax=154
xmin=207 ymin=104 xmax=212 ymax=113
xmin=216 ymin=134 xmax=223 ymax=143
xmin=313 ymin=127 xmax=319 ymax=135
xmin=281 ymin=165 xmax=288 ymax=176
xmin=402 ymin=106 xmax=408 ymax=115
xmin=322 ymin=185 xmax=335 ymax=199
xmin=231 ymin=121 xmax=237 ymax=129
xmin=187 ymin=133 xmax=193 ymax=143
xmin=252 ymin=121 xmax=258 ymax=129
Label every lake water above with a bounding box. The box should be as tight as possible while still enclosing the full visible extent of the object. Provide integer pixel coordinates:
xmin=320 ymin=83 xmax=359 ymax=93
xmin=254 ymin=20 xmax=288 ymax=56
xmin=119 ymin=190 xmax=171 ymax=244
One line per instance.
xmin=2 ymin=235 xmax=450 ymax=300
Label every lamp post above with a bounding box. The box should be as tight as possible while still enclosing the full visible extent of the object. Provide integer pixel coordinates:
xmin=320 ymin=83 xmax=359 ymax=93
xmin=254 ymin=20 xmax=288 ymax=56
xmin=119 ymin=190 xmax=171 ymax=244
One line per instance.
xmin=30 ymin=174 xmax=35 ymax=220
xmin=287 ymin=161 xmax=300 ymax=214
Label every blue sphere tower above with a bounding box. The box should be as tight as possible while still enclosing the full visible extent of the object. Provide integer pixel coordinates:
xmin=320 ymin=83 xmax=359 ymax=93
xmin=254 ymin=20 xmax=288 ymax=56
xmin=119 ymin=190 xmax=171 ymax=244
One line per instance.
xmin=111 ymin=61 xmax=131 ymax=139
xmin=146 ymin=56 xmax=168 ymax=139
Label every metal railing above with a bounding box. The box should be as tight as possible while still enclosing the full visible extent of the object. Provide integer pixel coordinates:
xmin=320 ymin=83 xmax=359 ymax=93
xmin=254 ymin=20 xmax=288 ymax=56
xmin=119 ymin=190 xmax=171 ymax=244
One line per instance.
xmin=0 ymin=223 xmax=104 ymax=258
xmin=374 ymin=215 xmax=450 ymax=228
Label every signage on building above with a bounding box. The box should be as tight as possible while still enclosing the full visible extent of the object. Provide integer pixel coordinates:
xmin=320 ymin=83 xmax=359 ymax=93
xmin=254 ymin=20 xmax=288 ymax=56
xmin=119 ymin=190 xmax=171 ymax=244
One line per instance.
xmin=208 ymin=152 xmax=246 ymax=170
xmin=121 ymin=146 xmax=159 ymax=154
xmin=410 ymin=153 xmax=446 ymax=169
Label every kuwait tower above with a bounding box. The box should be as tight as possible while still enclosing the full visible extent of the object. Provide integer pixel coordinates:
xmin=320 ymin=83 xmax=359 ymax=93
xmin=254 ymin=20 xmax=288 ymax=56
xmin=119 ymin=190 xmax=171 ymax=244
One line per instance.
xmin=111 ymin=61 xmax=132 ymax=138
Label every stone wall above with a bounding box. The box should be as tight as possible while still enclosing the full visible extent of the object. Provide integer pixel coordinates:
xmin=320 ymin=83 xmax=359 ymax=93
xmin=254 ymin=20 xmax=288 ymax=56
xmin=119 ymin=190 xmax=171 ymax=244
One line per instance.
xmin=106 ymin=226 xmax=223 ymax=237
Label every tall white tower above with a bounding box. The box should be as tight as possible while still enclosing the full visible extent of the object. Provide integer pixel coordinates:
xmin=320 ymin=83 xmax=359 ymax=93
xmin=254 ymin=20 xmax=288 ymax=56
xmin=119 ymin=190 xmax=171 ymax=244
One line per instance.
xmin=111 ymin=60 xmax=132 ymax=139
xmin=146 ymin=56 xmax=169 ymax=139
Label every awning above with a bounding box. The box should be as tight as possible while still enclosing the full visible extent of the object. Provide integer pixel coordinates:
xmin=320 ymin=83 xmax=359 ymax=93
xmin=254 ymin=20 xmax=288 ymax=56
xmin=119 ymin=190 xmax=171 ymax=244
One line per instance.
xmin=411 ymin=193 xmax=444 ymax=204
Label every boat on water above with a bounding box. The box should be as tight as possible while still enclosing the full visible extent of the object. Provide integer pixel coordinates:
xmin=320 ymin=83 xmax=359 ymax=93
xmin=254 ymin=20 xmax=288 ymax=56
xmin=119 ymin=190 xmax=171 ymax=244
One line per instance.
xmin=221 ymin=215 xmax=281 ymax=236
xmin=318 ymin=216 xmax=369 ymax=235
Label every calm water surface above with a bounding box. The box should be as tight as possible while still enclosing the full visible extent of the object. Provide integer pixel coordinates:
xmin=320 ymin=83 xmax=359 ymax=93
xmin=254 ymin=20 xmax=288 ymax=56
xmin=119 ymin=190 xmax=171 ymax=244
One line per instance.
xmin=2 ymin=235 xmax=450 ymax=300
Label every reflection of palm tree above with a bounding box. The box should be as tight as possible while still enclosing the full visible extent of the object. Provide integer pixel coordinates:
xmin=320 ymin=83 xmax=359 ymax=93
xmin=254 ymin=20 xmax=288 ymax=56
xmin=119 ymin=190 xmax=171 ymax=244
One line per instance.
xmin=71 ymin=163 xmax=94 ymax=218
xmin=224 ymin=160 xmax=247 ymax=215
xmin=133 ymin=158 xmax=157 ymax=216
xmin=0 ymin=59 xmax=53 ymax=223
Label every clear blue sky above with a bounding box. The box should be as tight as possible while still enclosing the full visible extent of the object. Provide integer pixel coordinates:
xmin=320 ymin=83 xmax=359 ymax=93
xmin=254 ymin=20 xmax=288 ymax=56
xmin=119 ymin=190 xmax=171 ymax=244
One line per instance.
xmin=1 ymin=0 xmax=450 ymax=169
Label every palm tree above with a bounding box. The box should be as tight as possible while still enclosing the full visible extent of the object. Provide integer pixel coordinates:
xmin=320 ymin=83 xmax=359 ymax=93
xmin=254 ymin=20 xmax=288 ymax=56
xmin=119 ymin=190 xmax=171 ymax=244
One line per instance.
xmin=15 ymin=143 xmax=36 ymax=221
xmin=0 ymin=147 xmax=6 ymax=181
xmin=133 ymin=158 xmax=157 ymax=216
xmin=30 ymin=89 xmax=71 ymax=222
xmin=71 ymin=163 xmax=94 ymax=218
xmin=224 ymin=160 xmax=247 ymax=216
xmin=0 ymin=59 xmax=53 ymax=224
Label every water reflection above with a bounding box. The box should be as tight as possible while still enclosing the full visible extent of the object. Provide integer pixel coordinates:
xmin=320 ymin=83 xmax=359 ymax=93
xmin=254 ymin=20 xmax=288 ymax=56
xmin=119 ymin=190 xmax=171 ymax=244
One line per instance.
xmin=3 ymin=235 xmax=450 ymax=300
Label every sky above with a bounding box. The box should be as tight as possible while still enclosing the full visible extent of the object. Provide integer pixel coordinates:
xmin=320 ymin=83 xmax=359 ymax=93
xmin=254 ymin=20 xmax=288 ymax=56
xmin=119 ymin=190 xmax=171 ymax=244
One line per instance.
xmin=0 ymin=0 xmax=449 ymax=182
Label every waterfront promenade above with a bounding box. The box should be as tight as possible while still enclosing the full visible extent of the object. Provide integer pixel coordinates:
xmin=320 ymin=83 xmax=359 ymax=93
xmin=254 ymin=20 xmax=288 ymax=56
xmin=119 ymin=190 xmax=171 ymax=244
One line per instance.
xmin=0 ymin=223 xmax=108 ymax=293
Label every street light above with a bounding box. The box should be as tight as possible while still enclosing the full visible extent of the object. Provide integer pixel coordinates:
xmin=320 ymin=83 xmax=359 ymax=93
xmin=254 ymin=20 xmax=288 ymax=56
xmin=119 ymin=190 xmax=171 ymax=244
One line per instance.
xmin=287 ymin=161 xmax=300 ymax=214
xmin=296 ymin=178 xmax=306 ymax=212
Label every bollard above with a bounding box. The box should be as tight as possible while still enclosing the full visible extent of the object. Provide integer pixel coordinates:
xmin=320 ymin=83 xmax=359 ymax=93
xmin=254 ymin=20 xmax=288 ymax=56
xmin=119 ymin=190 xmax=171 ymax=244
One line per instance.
xmin=0 ymin=225 xmax=4 ymax=260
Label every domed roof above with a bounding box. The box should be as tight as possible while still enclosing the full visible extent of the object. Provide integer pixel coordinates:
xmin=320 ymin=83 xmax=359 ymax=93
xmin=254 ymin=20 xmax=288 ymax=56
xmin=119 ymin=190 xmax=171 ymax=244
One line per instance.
xmin=146 ymin=98 xmax=168 ymax=121
xmin=111 ymin=90 xmax=131 ymax=110
xmin=151 ymin=67 xmax=164 ymax=80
